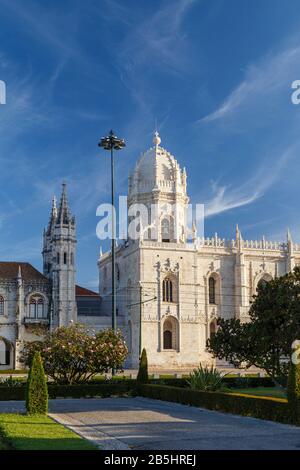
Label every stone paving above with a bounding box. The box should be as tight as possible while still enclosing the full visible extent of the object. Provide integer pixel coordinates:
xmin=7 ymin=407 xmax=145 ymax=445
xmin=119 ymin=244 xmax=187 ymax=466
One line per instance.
xmin=1 ymin=397 xmax=300 ymax=450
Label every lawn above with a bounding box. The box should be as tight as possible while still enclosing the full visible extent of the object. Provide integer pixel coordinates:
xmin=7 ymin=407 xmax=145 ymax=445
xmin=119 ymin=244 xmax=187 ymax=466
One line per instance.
xmin=0 ymin=414 xmax=98 ymax=450
xmin=227 ymin=387 xmax=287 ymax=399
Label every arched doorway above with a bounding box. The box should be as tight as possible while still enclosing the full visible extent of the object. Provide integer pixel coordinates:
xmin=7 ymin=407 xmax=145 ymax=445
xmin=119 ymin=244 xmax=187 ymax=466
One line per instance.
xmin=0 ymin=338 xmax=13 ymax=367
xmin=163 ymin=316 xmax=179 ymax=350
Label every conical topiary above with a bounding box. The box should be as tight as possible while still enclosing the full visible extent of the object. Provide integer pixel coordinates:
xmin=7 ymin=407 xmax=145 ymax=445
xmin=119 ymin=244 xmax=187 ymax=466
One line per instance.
xmin=26 ymin=351 xmax=48 ymax=415
xmin=137 ymin=348 xmax=148 ymax=383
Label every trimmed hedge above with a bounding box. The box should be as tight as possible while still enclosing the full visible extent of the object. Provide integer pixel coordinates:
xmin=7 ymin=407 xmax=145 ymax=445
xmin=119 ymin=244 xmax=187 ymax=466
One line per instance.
xmin=149 ymin=376 xmax=276 ymax=388
xmin=137 ymin=384 xmax=296 ymax=426
xmin=0 ymin=382 xmax=136 ymax=401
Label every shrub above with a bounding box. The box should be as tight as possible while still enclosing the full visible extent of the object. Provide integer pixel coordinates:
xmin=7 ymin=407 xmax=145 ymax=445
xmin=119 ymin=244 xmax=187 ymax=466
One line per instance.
xmin=137 ymin=384 xmax=294 ymax=426
xmin=22 ymin=324 xmax=128 ymax=384
xmin=26 ymin=351 xmax=48 ymax=415
xmin=137 ymin=348 xmax=148 ymax=384
xmin=188 ymin=364 xmax=224 ymax=391
xmin=287 ymin=358 xmax=300 ymax=419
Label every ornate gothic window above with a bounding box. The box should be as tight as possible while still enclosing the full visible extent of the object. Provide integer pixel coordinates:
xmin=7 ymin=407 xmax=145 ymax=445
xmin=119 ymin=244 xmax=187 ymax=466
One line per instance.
xmin=0 ymin=296 xmax=4 ymax=315
xmin=163 ymin=278 xmax=173 ymax=302
xmin=256 ymin=274 xmax=272 ymax=293
xmin=209 ymin=277 xmax=216 ymax=304
xmin=29 ymin=296 xmax=46 ymax=319
xmin=163 ymin=330 xmax=172 ymax=349
xmin=64 ymin=252 xmax=67 ymax=264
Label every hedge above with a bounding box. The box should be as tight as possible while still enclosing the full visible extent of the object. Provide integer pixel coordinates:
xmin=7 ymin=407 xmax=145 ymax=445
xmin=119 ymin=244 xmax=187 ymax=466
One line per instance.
xmin=137 ymin=384 xmax=296 ymax=426
xmin=0 ymin=382 xmax=136 ymax=401
xmin=149 ymin=376 xmax=276 ymax=388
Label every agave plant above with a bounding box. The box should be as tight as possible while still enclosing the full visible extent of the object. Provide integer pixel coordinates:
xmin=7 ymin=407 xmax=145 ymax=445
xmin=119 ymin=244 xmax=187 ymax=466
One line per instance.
xmin=187 ymin=364 xmax=225 ymax=391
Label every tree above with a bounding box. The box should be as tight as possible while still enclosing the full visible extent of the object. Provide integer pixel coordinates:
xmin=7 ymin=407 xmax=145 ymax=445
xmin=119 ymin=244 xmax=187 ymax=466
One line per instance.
xmin=137 ymin=348 xmax=148 ymax=383
xmin=26 ymin=351 xmax=48 ymax=415
xmin=207 ymin=267 xmax=300 ymax=385
xmin=287 ymin=342 xmax=300 ymax=421
xmin=22 ymin=324 xmax=128 ymax=384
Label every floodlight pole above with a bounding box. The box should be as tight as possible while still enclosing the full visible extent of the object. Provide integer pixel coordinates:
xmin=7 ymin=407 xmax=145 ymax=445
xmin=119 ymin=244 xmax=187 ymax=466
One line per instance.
xmin=98 ymin=130 xmax=126 ymax=375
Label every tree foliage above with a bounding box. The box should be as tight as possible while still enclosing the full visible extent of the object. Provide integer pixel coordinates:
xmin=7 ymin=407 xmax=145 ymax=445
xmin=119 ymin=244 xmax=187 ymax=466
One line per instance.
xmin=207 ymin=267 xmax=300 ymax=385
xmin=137 ymin=348 xmax=148 ymax=383
xmin=22 ymin=324 xmax=128 ymax=384
xmin=26 ymin=351 xmax=48 ymax=415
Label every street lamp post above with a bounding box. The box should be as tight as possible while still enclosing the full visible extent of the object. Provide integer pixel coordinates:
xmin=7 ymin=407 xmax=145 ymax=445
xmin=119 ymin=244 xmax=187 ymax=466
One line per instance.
xmin=98 ymin=130 xmax=126 ymax=339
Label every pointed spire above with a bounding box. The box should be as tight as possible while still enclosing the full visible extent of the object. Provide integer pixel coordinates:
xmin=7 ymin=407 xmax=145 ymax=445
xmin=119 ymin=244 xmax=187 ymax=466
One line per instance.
xmin=52 ymin=196 xmax=57 ymax=219
xmin=46 ymin=195 xmax=58 ymax=234
xmin=57 ymin=182 xmax=71 ymax=225
xmin=287 ymin=227 xmax=292 ymax=243
xmin=99 ymin=246 xmax=103 ymax=257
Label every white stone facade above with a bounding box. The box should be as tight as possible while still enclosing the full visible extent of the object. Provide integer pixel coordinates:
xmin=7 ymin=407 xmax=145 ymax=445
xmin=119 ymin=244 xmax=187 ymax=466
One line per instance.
xmin=98 ymin=133 xmax=300 ymax=371
xmin=0 ymin=184 xmax=77 ymax=369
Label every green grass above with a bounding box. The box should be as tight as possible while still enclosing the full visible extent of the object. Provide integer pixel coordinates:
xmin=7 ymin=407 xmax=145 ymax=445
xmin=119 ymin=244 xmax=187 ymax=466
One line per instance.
xmin=0 ymin=414 xmax=98 ymax=450
xmin=227 ymin=387 xmax=286 ymax=399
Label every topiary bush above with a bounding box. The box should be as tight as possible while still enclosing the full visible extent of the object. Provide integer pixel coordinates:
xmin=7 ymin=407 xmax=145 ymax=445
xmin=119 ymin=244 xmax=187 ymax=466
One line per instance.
xmin=287 ymin=359 xmax=300 ymax=420
xmin=137 ymin=348 xmax=148 ymax=384
xmin=26 ymin=351 xmax=48 ymax=415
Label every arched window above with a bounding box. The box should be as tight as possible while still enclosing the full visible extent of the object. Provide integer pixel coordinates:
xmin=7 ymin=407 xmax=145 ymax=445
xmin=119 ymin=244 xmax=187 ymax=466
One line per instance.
xmin=64 ymin=252 xmax=67 ymax=265
xmin=57 ymin=253 xmax=60 ymax=264
xmin=209 ymin=277 xmax=216 ymax=304
xmin=0 ymin=338 xmax=10 ymax=365
xmin=0 ymin=296 xmax=4 ymax=316
xmin=256 ymin=274 xmax=272 ymax=293
xmin=163 ymin=317 xmax=178 ymax=350
xmin=163 ymin=330 xmax=172 ymax=349
xmin=29 ymin=296 xmax=46 ymax=319
xmin=163 ymin=278 xmax=173 ymax=302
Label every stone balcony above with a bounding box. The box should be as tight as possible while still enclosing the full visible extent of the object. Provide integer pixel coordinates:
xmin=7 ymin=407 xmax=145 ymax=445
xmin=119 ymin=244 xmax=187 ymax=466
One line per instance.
xmin=23 ymin=317 xmax=50 ymax=326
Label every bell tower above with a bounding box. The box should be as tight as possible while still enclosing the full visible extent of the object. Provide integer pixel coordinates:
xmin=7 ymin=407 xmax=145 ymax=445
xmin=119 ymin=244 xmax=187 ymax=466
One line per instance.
xmin=43 ymin=183 xmax=77 ymax=327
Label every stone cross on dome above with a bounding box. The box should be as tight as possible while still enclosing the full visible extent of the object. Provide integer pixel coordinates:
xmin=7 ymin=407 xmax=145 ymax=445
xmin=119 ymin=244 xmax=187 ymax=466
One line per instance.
xmin=153 ymin=130 xmax=161 ymax=147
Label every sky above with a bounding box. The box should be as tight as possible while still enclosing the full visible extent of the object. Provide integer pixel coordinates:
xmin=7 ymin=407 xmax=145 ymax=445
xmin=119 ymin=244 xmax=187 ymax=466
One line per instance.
xmin=1 ymin=0 xmax=300 ymax=289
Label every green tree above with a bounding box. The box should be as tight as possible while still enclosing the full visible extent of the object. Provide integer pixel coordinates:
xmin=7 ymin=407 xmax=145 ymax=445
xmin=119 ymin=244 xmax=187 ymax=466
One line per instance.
xmin=26 ymin=351 xmax=48 ymax=415
xmin=137 ymin=348 xmax=148 ymax=383
xmin=207 ymin=267 xmax=300 ymax=385
xmin=287 ymin=342 xmax=300 ymax=421
xmin=22 ymin=324 xmax=128 ymax=384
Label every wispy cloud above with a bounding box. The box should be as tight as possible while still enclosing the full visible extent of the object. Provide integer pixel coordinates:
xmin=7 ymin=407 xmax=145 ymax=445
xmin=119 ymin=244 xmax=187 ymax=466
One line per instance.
xmin=204 ymin=146 xmax=294 ymax=217
xmin=200 ymin=45 xmax=300 ymax=123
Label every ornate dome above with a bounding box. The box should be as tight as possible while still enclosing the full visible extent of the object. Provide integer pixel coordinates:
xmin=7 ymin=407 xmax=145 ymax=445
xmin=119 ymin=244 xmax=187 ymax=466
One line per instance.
xmin=128 ymin=132 xmax=187 ymax=198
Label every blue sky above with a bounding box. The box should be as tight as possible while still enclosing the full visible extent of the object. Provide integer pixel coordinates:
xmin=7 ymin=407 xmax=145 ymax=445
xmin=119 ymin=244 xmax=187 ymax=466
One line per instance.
xmin=1 ymin=0 xmax=300 ymax=289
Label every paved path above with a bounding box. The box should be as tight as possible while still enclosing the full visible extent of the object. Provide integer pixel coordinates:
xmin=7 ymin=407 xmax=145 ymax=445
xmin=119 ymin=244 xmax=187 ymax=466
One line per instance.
xmin=1 ymin=398 xmax=300 ymax=450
